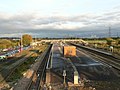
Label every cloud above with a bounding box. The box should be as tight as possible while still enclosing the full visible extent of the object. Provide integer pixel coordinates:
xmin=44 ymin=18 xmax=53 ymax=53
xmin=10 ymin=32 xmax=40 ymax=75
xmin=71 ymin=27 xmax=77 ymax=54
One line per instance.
xmin=0 ymin=8 xmax=120 ymax=33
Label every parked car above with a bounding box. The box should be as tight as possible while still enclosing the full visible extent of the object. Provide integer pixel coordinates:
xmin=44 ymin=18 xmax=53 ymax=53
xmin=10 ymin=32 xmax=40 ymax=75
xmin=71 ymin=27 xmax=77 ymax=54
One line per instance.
xmin=0 ymin=55 xmax=7 ymax=60
xmin=5 ymin=53 xmax=13 ymax=58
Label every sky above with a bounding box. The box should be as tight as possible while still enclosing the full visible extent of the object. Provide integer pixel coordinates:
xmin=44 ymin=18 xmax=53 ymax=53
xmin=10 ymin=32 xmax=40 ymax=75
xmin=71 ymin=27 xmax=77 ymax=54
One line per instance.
xmin=0 ymin=0 xmax=120 ymax=37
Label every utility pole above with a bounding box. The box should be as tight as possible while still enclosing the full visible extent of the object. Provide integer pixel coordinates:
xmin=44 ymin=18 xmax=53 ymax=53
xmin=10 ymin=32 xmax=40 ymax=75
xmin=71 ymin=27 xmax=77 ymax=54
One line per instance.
xmin=20 ymin=35 xmax=22 ymax=52
xmin=34 ymin=36 xmax=36 ymax=42
xmin=117 ymin=32 xmax=119 ymax=38
xmin=109 ymin=26 xmax=111 ymax=38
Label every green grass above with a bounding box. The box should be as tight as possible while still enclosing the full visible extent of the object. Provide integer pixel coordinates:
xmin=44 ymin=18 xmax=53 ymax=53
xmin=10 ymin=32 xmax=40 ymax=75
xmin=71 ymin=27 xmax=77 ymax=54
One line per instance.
xmin=85 ymin=39 xmax=120 ymax=55
xmin=6 ymin=56 xmax=36 ymax=82
xmin=86 ymin=40 xmax=107 ymax=44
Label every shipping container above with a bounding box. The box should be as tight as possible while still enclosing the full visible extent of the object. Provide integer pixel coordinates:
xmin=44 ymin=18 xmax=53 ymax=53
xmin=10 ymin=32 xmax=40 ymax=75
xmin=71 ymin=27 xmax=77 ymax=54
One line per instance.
xmin=63 ymin=46 xmax=76 ymax=57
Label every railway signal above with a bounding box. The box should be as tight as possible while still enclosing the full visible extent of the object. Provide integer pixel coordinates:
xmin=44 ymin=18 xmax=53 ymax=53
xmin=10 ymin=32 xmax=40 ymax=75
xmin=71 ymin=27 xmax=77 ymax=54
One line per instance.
xmin=63 ymin=70 xmax=66 ymax=84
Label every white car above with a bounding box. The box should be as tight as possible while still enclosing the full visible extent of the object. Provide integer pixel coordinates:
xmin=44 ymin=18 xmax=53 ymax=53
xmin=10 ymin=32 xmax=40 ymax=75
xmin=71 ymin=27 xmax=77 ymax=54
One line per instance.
xmin=0 ymin=55 xmax=7 ymax=60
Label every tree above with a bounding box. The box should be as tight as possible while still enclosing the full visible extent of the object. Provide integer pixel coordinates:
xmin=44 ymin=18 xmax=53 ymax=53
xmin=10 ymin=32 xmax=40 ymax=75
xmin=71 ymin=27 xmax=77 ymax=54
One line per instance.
xmin=116 ymin=39 xmax=120 ymax=45
xmin=0 ymin=39 xmax=12 ymax=49
xmin=0 ymin=44 xmax=6 ymax=49
xmin=106 ymin=38 xmax=114 ymax=46
xmin=22 ymin=34 xmax=32 ymax=46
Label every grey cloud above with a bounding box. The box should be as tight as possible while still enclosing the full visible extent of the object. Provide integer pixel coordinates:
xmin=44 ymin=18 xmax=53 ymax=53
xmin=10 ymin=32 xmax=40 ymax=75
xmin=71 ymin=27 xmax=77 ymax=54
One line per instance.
xmin=0 ymin=10 xmax=120 ymax=31
xmin=97 ymin=11 xmax=120 ymax=22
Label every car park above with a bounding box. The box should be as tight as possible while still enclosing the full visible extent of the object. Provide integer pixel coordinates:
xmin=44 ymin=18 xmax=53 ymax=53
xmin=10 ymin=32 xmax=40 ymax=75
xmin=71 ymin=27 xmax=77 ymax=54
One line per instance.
xmin=5 ymin=53 xmax=13 ymax=58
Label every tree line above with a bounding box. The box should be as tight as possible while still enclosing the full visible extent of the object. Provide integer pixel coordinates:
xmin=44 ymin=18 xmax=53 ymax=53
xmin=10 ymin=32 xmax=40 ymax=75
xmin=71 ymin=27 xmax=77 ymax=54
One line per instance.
xmin=0 ymin=34 xmax=33 ymax=50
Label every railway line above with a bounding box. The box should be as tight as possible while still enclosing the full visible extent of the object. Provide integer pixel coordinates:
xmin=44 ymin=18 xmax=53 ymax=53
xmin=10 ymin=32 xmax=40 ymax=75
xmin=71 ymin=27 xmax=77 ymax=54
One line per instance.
xmin=10 ymin=41 xmax=119 ymax=90
xmin=50 ymin=42 xmax=119 ymax=82
xmin=2 ymin=41 xmax=119 ymax=90
xmin=52 ymin=43 xmax=74 ymax=80
xmin=0 ymin=46 xmax=47 ymax=89
xmin=0 ymin=48 xmax=32 ymax=71
xmin=70 ymin=43 xmax=120 ymax=71
xmin=27 ymin=44 xmax=52 ymax=90
xmin=0 ymin=54 xmax=24 ymax=69
xmin=26 ymin=41 xmax=119 ymax=89
xmin=0 ymin=52 xmax=34 ymax=84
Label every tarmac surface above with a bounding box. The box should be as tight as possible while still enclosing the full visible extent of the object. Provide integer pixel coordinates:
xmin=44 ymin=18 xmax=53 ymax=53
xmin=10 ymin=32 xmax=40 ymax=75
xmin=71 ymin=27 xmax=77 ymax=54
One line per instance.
xmin=51 ymin=42 xmax=119 ymax=81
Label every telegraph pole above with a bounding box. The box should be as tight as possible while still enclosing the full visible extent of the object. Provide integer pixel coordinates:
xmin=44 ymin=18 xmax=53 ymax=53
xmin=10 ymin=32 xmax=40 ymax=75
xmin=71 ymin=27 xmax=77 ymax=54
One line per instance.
xmin=20 ymin=34 xmax=22 ymax=52
xmin=117 ymin=32 xmax=119 ymax=38
xmin=34 ymin=36 xmax=36 ymax=42
xmin=109 ymin=26 xmax=111 ymax=38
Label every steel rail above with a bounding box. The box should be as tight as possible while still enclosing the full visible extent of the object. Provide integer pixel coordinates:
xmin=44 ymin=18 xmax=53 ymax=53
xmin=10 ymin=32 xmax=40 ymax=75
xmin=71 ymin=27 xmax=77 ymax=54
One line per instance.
xmin=71 ymin=43 xmax=120 ymax=71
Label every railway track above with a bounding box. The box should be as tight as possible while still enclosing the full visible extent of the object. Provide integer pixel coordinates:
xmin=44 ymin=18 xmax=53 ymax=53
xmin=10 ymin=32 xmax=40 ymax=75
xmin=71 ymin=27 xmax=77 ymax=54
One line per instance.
xmin=27 ymin=44 xmax=52 ymax=90
xmin=70 ymin=43 xmax=120 ymax=71
xmin=0 ymin=47 xmax=32 ymax=66
xmin=0 ymin=52 xmax=34 ymax=84
xmin=0 ymin=47 xmax=42 ymax=88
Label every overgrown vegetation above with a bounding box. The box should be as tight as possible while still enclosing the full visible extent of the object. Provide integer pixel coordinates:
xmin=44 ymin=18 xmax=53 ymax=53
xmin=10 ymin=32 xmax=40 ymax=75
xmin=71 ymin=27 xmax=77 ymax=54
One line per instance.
xmin=0 ymin=34 xmax=32 ymax=50
xmin=4 ymin=44 xmax=48 ymax=88
xmin=84 ymin=37 xmax=120 ymax=55
xmin=6 ymin=56 xmax=36 ymax=82
xmin=0 ymin=39 xmax=19 ymax=49
xmin=91 ymin=79 xmax=120 ymax=90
